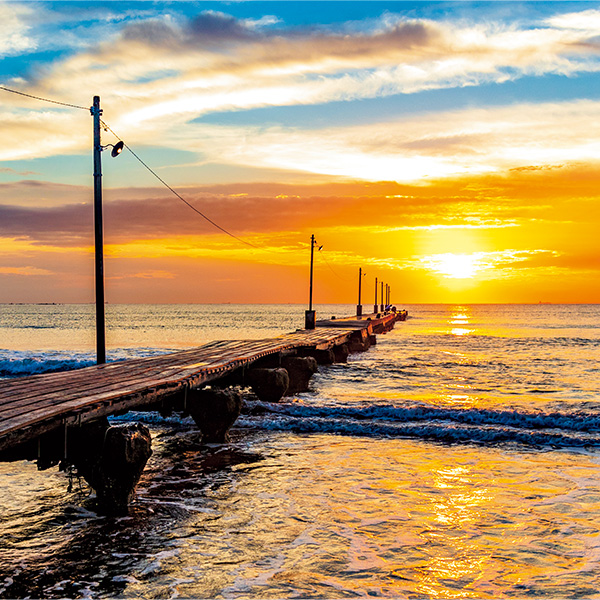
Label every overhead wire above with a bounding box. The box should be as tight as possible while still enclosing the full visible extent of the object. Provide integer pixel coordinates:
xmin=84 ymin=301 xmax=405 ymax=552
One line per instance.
xmin=0 ymin=85 xmax=361 ymax=268
xmin=0 ymin=85 xmax=88 ymax=111
xmin=0 ymin=84 xmax=259 ymax=249
xmin=316 ymin=245 xmax=350 ymax=281
xmin=100 ymin=120 xmax=260 ymax=249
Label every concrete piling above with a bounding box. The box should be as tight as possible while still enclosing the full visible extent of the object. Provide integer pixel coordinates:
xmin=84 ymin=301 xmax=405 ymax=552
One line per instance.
xmin=248 ymin=367 xmax=290 ymax=402
xmin=188 ymin=387 xmax=243 ymax=443
xmin=281 ymin=356 xmax=318 ymax=394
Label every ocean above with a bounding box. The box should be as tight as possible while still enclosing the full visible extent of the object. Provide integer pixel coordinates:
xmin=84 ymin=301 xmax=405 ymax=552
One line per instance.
xmin=0 ymin=303 xmax=599 ymax=599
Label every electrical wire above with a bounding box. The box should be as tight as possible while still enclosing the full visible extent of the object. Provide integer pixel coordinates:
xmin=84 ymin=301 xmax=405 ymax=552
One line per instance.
xmin=317 ymin=246 xmax=350 ymax=281
xmin=99 ymin=120 xmax=260 ymax=249
xmin=0 ymin=84 xmax=262 ymax=250
xmin=0 ymin=85 xmax=88 ymax=111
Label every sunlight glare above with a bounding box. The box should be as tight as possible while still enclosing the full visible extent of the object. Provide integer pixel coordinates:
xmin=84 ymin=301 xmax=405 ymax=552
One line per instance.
xmin=423 ymin=253 xmax=481 ymax=279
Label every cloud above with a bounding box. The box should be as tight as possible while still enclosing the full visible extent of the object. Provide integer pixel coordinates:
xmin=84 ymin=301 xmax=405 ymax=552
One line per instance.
xmin=0 ymin=167 xmax=37 ymax=176
xmin=163 ymin=99 xmax=600 ymax=182
xmin=546 ymin=9 xmax=600 ymax=31
xmin=107 ymin=269 xmax=175 ymax=280
xmin=0 ymin=265 xmax=52 ymax=276
xmin=417 ymin=249 xmax=561 ymax=280
xmin=0 ymin=2 xmax=35 ymax=56
xmin=2 ymin=159 xmax=597 ymax=257
xmin=2 ymin=5 xmax=600 ymax=166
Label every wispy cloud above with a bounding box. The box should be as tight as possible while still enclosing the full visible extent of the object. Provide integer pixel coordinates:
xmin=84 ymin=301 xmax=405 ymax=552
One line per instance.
xmin=0 ymin=2 xmax=35 ymax=57
xmin=0 ymin=265 xmax=52 ymax=276
xmin=418 ymin=249 xmax=560 ymax=280
xmin=2 ymin=5 xmax=600 ymax=178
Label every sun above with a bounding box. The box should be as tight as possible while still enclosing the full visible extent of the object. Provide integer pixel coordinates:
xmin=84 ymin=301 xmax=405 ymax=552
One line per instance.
xmin=424 ymin=253 xmax=481 ymax=279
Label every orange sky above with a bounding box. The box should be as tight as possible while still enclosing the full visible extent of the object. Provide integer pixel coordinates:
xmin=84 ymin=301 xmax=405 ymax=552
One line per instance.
xmin=1 ymin=2 xmax=599 ymax=304
xmin=2 ymin=165 xmax=599 ymax=304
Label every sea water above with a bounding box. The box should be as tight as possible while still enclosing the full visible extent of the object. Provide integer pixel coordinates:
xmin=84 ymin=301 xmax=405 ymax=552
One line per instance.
xmin=0 ymin=303 xmax=599 ymax=599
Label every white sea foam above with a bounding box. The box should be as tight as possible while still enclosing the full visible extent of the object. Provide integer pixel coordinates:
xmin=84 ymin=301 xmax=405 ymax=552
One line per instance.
xmin=239 ymin=401 xmax=600 ymax=448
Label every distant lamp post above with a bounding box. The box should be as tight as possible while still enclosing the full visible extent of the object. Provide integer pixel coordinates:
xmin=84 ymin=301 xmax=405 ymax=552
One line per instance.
xmin=374 ymin=276 xmax=378 ymax=314
xmin=91 ymin=95 xmax=124 ymax=365
xmin=357 ymin=267 xmax=366 ymax=317
xmin=305 ymin=234 xmax=321 ymax=329
xmin=380 ymin=280 xmax=384 ymax=312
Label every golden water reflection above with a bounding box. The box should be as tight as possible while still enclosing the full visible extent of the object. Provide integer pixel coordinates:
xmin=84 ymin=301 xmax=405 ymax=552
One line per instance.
xmin=449 ymin=305 xmax=473 ymax=336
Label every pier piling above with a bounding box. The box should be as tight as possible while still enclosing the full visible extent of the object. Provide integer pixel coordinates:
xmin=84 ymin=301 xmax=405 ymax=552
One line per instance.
xmin=0 ymin=309 xmax=408 ymax=514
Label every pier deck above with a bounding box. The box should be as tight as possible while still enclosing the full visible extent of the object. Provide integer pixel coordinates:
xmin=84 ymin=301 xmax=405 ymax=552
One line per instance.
xmin=0 ymin=312 xmax=400 ymax=453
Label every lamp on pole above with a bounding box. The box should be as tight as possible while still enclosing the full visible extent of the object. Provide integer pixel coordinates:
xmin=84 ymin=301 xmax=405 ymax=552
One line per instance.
xmin=305 ymin=234 xmax=320 ymax=329
xmin=380 ymin=280 xmax=384 ymax=312
xmin=357 ymin=267 xmax=366 ymax=317
xmin=91 ymin=95 xmax=124 ymax=365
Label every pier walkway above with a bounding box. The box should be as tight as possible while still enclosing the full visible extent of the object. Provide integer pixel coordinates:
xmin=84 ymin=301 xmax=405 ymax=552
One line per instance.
xmin=0 ymin=310 xmax=405 ymax=514
xmin=0 ymin=311 xmax=401 ymax=453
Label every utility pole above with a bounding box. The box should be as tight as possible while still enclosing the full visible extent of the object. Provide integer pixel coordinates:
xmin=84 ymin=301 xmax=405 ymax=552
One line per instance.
xmin=374 ymin=277 xmax=378 ymax=314
xmin=91 ymin=96 xmax=106 ymax=365
xmin=305 ymin=234 xmax=317 ymax=329
xmin=357 ymin=267 xmax=363 ymax=317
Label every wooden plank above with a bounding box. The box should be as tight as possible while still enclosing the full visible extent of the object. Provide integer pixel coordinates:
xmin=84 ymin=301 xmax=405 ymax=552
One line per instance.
xmin=0 ymin=315 xmax=402 ymax=452
xmin=0 ymin=338 xmax=298 ymax=423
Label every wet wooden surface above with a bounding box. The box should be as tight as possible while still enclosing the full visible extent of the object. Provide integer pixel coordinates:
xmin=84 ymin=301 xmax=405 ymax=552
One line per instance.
xmin=0 ymin=316 xmax=400 ymax=452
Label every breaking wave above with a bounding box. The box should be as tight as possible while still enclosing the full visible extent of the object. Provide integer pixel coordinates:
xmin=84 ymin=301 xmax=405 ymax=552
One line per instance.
xmin=0 ymin=348 xmax=173 ymax=379
xmin=240 ymin=401 xmax=600 ymax=449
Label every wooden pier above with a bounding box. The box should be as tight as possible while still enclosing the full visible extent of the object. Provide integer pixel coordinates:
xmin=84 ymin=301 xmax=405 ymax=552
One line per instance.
xmin=0 ymin=310 xmax=406 ymax=514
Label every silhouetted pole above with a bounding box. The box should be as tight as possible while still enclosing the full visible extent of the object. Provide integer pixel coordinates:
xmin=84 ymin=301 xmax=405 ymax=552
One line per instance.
xmin=380 ymin=280 xmax=384 ymax=312
xmin=374 ymin=277 xmax=378 ymax=314
xmin=305 ymin=234 xmax=316 ymax=329
xmin=357 ymin=267 xmax=363 ymax=317
xmin=91 ymin=95 xmax=106 ymax=365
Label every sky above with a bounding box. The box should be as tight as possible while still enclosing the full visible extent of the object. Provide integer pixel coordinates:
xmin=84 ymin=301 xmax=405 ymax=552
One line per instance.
xmin=0 ymin=0 xmax=599 ymax=305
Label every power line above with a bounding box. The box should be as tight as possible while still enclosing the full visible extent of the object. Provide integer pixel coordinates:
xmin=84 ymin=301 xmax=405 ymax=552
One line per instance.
xmin=100 ymin=120 xmax=260 ymax=249
xmin=0 ymin=85 xmax=88 ymax=111
xmin=317 ymin=246 xmax=350 ymax=281
xmin=0 ymin=84 xmax=258 ymax=249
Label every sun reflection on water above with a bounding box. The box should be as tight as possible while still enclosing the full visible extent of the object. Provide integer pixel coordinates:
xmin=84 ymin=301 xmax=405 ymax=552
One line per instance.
xmin=449 ymin=306 xmax=474 ymax=336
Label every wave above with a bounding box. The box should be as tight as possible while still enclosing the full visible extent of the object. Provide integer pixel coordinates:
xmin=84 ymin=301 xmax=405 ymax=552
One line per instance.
xmin=0 ymin=348 xmax=174 ymax=379
xmin=239 ymin=401 xmax=600 ymax=449
xmin=0 ymin=354 xmax=95 ymax=378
